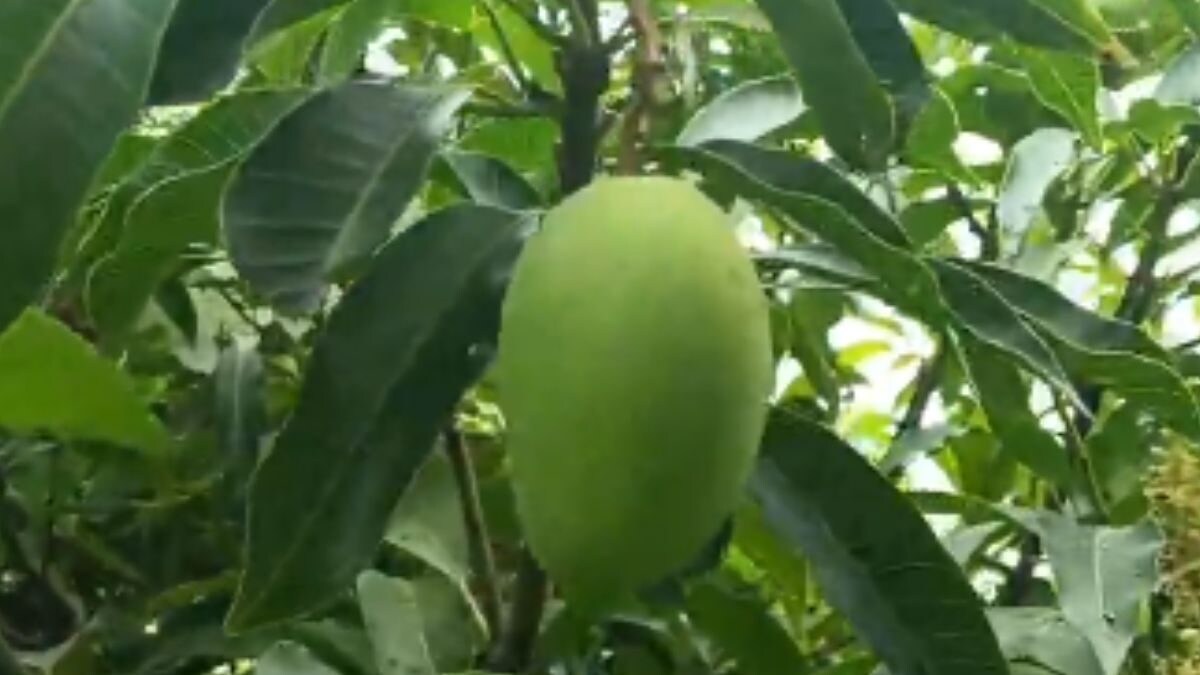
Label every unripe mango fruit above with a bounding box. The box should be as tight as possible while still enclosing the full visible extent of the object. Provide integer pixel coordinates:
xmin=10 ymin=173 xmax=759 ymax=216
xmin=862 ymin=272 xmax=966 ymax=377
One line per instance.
xmin=498 ymin=176 xmax=772 ymax=606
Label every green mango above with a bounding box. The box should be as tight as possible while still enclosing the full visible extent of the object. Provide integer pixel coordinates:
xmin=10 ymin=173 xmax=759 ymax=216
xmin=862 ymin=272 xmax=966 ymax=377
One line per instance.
xmin=499 ymin=176 xmax=773 ymax=608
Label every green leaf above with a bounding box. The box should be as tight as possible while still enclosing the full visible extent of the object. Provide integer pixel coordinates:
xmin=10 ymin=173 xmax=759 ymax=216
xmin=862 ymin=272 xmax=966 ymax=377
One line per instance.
xmin=957 ymin=263 xmax=1200 ymax=440
xmin=892 ymin=0 xmax=1120 ymax=54
xmin=685 ymin=579 xmax=808 ymax=675
xmin=256 ymin=642 xmax=340 ymax=675
xmin=676 ymin=75 xmax=805 ymax=147
xmin=906 ymin=88 xmax=978 ymax=185
xmin=1020 ymin=48 xmax=1102 ymax=148
xmin=755 ymin=245 xmax=878 ymax=291
xmin=0 ymin=310 xmax=171 ymax=453
xmin=149 ymin=0 xmax=273 ymax=104
xmin=833 ymin=0 xmax=929 ymax=116
xmin=933 ymin=260 xmax=1084 ymax=410
xmin=227 ymin=205 xmax=532 ymax=631
xmin=438 ymin=151 xmax=542 ymax=210
xmin=0 ymin=0 xmax=179 ymax=334
xmin=900 ymin=198 xmax=965 ymax=249
xmin=1164 ymin=0 xmax=1200 ymax=37
xmin=1010 ymin=511 xmax=1162 ymax=675
xmin=955 ymin=333 xmax=1074 ymax=485
xmin=357 ymin=572 xmax=436 ymax=675
xmin=750 ymin=0 xmax=893 ymax=168
xmin=224 ymin=82 xmax=470 ymax=313
xmin=85 ymin=89 xmax=311 ymax=337
xmin=988 ymin=608 xmax=1105 ymax=675
xmin=751 ymin=411 xmax=1007 ymax=675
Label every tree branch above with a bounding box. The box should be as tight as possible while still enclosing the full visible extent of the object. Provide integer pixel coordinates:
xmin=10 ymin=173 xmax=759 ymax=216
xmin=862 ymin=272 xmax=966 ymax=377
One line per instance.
xmin=443 ymin=429 xmax=502 ymax=639
xmin=946 ymin=184 xmax=998 ymax=261
xmin=486 ymin=551 xmax=549 ymax=672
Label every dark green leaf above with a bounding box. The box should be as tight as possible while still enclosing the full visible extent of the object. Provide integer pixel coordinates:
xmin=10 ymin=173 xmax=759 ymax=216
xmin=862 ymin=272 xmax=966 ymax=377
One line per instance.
xmin=676 ymin=75 xmax=805 ymax=147
xmin=752 ymin=411 xmax=1007 ymax=675
xmin=226 ymin=205 xmax=533 ymax=631
xmin=750 ymin=0 xmax=893 ymax=168
xmin=224 ymin=82 xmax=470 ymax=313
xmin=250 ymin=0 xmax=349 ymax=42
xmin=0 ymin=0 xmax=179 ymax=334
xmin=905 ymin=88 xmax=978 ymax=185
xmin=834 ymin=0 xmax=929 ymax=116
xmin=0 ymin=310 xmax=171 ymax=453
xmin=149 ymin=0 xmax=273 ymax=104
xmin=755 ymin=244 xmax=878 ymax=291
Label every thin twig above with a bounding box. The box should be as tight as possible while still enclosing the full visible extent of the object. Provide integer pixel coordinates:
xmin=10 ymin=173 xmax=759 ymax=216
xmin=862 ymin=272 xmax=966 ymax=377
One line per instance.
xmin=443 ymin=429 xmax=503 ymax=639
xmin=618 ymin=0 xmax=668 ymax=173
xmin=946 ymin=184 xmax=999 ymax=260
xmin=885 ymin=346 xmax=946 ymax=480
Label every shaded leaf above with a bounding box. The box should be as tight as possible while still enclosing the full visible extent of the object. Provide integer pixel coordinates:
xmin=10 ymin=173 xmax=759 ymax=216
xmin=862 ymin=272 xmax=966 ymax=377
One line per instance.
xmin=0 ymin=310 xmax=170 ymax=453
xmin=225 ymin=82 xmax=470 ymax=313
xmin=751 ymin=410 xmax=1007 ymax=675
xmin=149 ymin=0 xmax=273 ymax=104
xmin=385 ymin=453 xmax=471 ymax=588
xmin=755 ymin=244 xmax=878 ymax=291
xmin=227 ymin=205 xmax=533 ymax=631
xmin=834 ymin=0 xmax=930 ymax=116
xmin=1155 ymin=45 xmax=1200 ymax=106
xmin=250 ymin=0 xmax=348 ymax=42
xmin=906 ymin=88 xmax=977 ymax=185
xmin=751 ymin=0 xmax=893 ymax=168
xmin=0 ymin=0 xmax=179 ymax=333
xmin=676 ymin=75 xmax=805 ymax=147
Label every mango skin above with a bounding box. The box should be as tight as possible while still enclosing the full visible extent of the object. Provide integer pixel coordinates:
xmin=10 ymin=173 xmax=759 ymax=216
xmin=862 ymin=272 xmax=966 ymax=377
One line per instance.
xmin=498 ymin=176 xmax=772 ymax=606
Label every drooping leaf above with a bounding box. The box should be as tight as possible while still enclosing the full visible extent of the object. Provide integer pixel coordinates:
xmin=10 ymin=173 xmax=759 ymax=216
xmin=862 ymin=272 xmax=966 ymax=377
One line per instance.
xmin=750 ymin=0 xmax=893 ymax=168
xmin=256 ymin=642 xmax=341 ymax=675
xmin=685 ymin=578 xmax=809 ymax=675
xmin=834 ymin=0 xmax=930 ymax=116
xmin=755 ymin=244 xmax=878 ymax=291
xmin=676 ymin=75 xmax=805 ymax=147
xmin=357 ymin=572 xmax=436 ymax=675
xmin=149 ymin=0 xmax=273 ymax=104
xmin=0 ymin=0 xmax=179 ymax=334
xmin=0 ymin=310 xmax=171 ymax=453
xmin=1019 ymin=48 xmax=1102 ymax=148
xmin=932 ymin=260 xmax=1084 ymax=410
xmin=224 ymin=82 xmax=471 ymax=313
xmin=751 ymin=410 xmax=1008 ymax=675
xmin=955 ymin=333 xmax=1074 ymax=486
xmin=663 ymin=144 xmax=943 ymax=319
xmin=227 ymin=205 xmax=533 ymax=631
xmin=891 ymin=0 xmax=1121 ymax=55
xmin=438 ymin=151 xmax=542 ymax=210
xmin=988 ymin=608 xmax=1105 ymax=675
xmin=1009 ymin=511 xmax=1163 ymax=675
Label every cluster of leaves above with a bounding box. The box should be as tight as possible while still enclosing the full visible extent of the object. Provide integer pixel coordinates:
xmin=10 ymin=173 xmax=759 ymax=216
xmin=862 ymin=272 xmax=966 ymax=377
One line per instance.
xmin=1 ymin=0 xmax=1200 ymax=674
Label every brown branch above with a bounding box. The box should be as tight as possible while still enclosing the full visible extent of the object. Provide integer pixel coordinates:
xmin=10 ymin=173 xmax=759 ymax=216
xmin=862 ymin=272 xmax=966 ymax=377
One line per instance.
xmin=486 ymin=551 xmax=549 ymax=672
xmin=617 ymin=0 xmax=669 ymax=174
xmin=443 ymin=429 xmax=502 ymax=639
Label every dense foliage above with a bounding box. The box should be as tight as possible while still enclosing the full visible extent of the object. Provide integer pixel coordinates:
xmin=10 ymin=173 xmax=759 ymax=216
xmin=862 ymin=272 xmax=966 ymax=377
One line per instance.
xmin=1 ymin=0 xmax=1200 ymax=674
